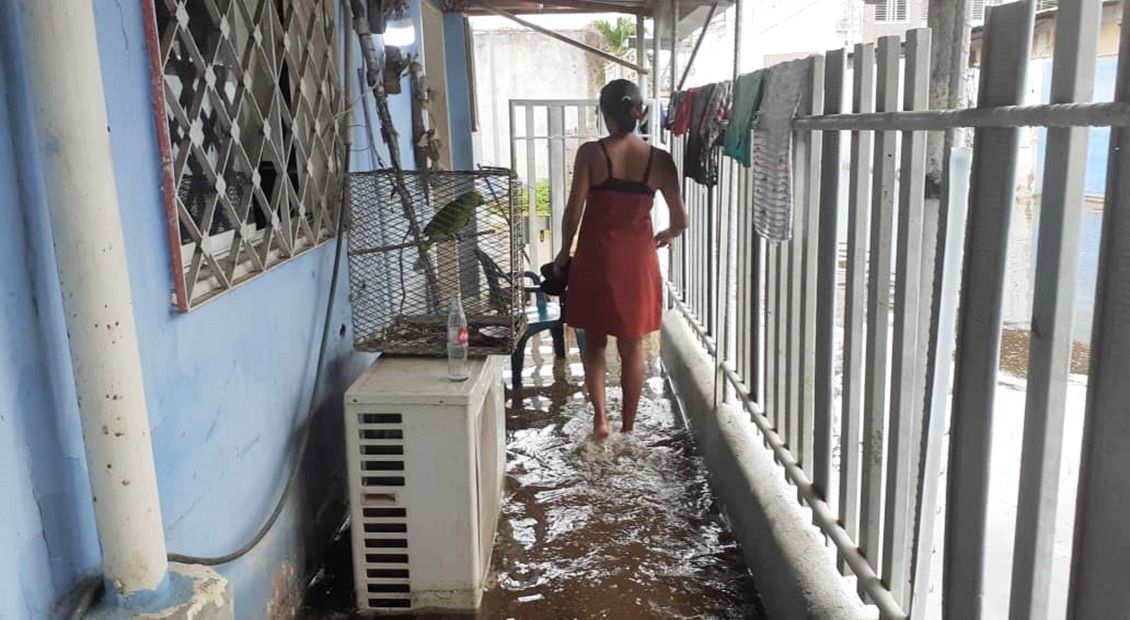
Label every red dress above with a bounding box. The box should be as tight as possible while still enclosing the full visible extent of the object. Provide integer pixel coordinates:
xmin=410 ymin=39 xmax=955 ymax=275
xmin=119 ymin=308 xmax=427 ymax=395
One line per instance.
xmin=566 ymin=142 xmax=663 ymax=339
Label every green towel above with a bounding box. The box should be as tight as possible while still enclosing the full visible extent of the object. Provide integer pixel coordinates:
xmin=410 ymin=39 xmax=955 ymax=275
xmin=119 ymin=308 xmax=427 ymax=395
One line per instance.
xmin=723 ymin=69 xmax=769 ymax=167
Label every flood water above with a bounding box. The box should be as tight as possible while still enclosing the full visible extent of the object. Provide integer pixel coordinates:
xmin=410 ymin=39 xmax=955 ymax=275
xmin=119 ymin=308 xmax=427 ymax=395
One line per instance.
xmin=303 ymin=333 xmax=764 ymax=619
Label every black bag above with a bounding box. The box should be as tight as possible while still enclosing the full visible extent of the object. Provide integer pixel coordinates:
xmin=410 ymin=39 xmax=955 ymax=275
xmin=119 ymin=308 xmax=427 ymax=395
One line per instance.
xmin=539 ymin=259 xmax=569 ymax=296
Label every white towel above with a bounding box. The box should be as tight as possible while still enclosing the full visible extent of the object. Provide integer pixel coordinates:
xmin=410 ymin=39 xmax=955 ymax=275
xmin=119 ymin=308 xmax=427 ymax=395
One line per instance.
xmin=752 ymin=57 xmax=812 ymax=242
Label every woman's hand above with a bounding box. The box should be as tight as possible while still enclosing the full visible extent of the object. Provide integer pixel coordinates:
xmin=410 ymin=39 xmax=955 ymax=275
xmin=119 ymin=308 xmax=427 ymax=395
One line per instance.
xmin=655 ymin=228 xmax=681 ymax=249
xmin=553 ymin=252 xmax=571 ymax=278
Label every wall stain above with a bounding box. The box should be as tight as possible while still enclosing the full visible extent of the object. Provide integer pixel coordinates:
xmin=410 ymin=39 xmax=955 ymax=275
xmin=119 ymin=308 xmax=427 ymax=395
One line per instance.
xmin=266 ymin=561 xmax=299 ymax=620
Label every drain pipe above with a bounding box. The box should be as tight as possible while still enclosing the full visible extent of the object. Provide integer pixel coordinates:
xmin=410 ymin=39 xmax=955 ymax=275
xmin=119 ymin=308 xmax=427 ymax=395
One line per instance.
xmin=20 ymin=0 xmax=169 ymax=602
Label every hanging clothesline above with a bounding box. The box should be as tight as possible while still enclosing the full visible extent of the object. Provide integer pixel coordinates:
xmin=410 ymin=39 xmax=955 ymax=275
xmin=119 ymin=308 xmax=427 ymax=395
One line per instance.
xmin=663 ymin=56 xmax=814 ymax=241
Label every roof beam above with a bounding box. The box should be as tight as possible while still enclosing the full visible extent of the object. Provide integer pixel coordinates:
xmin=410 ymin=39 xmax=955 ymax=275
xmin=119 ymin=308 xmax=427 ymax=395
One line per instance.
xmin=677 ymin=1 xmax=717 ymax=90
xmin=461 ymin=0 xmax=650 ymax=16
xmin=474 ymin=2 xmax=651 ymax=74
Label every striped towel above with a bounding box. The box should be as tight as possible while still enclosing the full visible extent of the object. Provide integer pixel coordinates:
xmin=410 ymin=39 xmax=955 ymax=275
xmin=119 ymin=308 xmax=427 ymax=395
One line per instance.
xmin=753 ymin=57 xmax=812 ymax=242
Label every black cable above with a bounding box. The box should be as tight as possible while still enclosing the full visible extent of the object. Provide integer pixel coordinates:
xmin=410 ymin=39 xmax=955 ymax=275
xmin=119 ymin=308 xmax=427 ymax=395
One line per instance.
xmin=68 ymin=578 xmax=102 ymax=620
xmin=163 ymin=0 xmax=362 ymax=567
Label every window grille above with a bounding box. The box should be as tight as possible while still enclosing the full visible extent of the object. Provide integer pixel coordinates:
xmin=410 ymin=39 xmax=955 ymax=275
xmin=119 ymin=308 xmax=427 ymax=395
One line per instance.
xmin=875 ymin=0 xmax=908 ymax=23
xmin=972 ymin=0 xmax=1006 ymax=22
xmin=146 ymin=0 xmax=346 ymax=310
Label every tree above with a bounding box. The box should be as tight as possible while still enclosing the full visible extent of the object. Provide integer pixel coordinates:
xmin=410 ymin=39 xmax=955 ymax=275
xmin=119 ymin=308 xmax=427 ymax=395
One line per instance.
xmin=592 ymin=17 xmax=637 ymax=59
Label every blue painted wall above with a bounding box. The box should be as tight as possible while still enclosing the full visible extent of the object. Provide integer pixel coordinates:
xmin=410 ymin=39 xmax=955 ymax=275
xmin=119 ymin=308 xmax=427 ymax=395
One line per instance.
xmin=444 ymin=13 xmax=477 ymax=170
xmin=0 ymin=0 xmax=435 ymax=617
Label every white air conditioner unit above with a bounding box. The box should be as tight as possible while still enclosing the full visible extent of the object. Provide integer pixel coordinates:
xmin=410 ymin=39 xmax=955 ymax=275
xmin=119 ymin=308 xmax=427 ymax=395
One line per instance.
xmin=344 ymin=356 xmax=505 ymax=613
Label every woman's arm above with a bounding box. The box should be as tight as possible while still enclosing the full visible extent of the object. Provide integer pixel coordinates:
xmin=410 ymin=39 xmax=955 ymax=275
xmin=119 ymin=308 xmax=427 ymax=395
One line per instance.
xmin=554 ymin=143 xmax=594 ymax=273
xmin=655 ymin=150 xmax=688 ymax=248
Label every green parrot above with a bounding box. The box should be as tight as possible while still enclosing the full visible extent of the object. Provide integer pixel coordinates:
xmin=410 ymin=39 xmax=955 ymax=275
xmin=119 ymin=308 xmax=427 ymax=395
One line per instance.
xmin=412 ymin=190 xmax=486 ymax=272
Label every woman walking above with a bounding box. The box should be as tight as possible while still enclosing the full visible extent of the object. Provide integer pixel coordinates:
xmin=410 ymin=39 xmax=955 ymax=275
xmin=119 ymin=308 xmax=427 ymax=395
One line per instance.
xmin=554 ymin=79 xmax=689 ymax=440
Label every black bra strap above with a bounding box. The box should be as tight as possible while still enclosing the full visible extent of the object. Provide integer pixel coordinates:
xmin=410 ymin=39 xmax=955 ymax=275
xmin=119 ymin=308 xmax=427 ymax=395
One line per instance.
xmin=641 ymin=147 xmax=655 ymax=184
xmin=597 ymin=140 xmax=614 ymax=178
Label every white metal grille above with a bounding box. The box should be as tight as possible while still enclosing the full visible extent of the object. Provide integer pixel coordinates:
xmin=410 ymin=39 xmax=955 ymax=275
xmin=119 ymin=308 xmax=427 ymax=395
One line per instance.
xmin=147 ymin=0 xmax=345 ymax=310
xmin=354 ymin=412 xmax=412 ymax=611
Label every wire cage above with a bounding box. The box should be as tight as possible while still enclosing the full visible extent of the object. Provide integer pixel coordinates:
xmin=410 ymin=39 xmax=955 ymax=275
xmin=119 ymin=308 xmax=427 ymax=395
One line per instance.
xmin=347 ymin=168 xmax=527 ymax=356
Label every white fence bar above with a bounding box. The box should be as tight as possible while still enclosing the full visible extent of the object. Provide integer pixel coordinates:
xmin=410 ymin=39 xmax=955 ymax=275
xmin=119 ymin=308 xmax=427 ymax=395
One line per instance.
xmin=814 ymin=48 xmax=844 ymax=499
xmin=548 ymin=106 xmax=567 ymax=257
xmin=709 ymin=167 xmax=719 ymax=340
xmin=721 ymin=157 xmax=737 ymax=404
xmin=701 ymin=186 xmax=711 ymax=328
xmin=747 ymin=168 xmax=762 ymax=403
xmin=944 ymin=3 xmax=1035 ymax=618
xmin=765 ymin=241 xmax=779 ymax=427
xmin=694 ymin=185 xmax=703 ymax=323
xmin=884 ymin=28 xmax=931 ymax=609
xmin=799 ymin=56 xmax=825 ymax=477
xmin=840 ymin=42 xmax=875 ymax=575
xmin=666 ymin=290 xmax=907 ymax=619
xmin=525 ymin=104 xmax=539 ymax=267
xmin=793 ymin=100 xmax=1130 ymax=131
xmin=1068 ymin=7 xmax=1130 ymax=619
xmin=787 ymin=193 xmax=802 ymax=455
xmin=1012 ymin=2 xmax=1102 ymax=619
xmin=910 ymin=146 xmax=973 ymax=619
xmin=738 ymin=164 xmax=749 ymax=391
xmin=777 ymin=241 xmax=787 ymax=427
xmin=861 ymin=35 xmax=900 ymax=584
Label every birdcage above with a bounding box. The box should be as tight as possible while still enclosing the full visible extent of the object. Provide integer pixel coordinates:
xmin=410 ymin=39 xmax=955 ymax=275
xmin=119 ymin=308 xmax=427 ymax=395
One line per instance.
xmin=346 ymin=168 xmax=526 ymax=357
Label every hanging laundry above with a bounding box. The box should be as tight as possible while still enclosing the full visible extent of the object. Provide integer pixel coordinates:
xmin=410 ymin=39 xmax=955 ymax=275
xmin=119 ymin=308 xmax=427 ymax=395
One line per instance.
xmin=663 ymin=91 xmax=682 ymax=132
xmin=723 ymin=69 xmax=768 ymax=167
xmin=752 ymin=57 xmax=811 ymax=241
xmin=672 ymin=88 xmax=698 ymax=137
xmin=682 ymin=84 xmax=713 ymax=184
xmin=684 ymin=81 xmax=732 ymax=187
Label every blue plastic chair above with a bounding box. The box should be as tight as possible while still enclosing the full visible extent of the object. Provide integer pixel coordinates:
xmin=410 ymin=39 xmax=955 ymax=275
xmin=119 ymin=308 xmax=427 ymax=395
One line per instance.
xmin=511 ymin=271 xmax=586 ymax=391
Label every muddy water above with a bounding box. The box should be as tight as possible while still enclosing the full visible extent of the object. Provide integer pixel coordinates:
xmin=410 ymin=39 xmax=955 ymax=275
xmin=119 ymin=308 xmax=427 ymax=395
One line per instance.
xmin=303 ymin=334 xmax=764 ymax=619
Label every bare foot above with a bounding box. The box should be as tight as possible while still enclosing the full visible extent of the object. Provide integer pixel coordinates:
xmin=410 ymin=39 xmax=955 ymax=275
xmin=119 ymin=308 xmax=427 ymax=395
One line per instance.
xmin=593 ymin=419 xmax=611 ymax=442
xmin=621 ymin=424 xmax=634 ymax=434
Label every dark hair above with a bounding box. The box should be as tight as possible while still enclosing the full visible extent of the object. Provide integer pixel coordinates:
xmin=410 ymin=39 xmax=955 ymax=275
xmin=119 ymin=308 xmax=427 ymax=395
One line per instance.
xmin=599 ymin=79 xmax=643 ymax=135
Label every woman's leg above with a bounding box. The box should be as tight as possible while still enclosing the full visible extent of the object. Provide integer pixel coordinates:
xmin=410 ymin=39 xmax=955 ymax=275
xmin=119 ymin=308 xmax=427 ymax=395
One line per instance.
xmin=617 ymin=336 xmax=645 ymax=433
xmin=581 ymin=331 xmax=610 ymax=439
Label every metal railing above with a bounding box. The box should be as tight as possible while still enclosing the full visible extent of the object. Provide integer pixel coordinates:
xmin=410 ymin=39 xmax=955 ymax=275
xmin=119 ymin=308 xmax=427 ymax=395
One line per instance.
xmin=509 ymin=98 xmax=661 ymax=269
xmin=668 ymin=1 xmax=1130 ymax=618
xmin=509 ymin=99 xmax=601 ymax=269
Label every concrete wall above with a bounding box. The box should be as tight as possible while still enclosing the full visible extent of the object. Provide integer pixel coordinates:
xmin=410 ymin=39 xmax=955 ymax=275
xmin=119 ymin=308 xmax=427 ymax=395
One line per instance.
xmin=471 ymin=25 xmax=604 ymax=169
xmin=0 ymin=0 xmax=425 ymax=616
xmin=661 ymin=311 xmax=876 ymax=620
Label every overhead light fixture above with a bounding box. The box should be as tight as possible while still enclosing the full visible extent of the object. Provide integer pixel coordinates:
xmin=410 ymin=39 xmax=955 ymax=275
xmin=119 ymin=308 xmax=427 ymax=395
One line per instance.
xmin=381 ymin=11 xmax=416 ymax=94
xmin=383 ymin=13 xmax=417 ymax=48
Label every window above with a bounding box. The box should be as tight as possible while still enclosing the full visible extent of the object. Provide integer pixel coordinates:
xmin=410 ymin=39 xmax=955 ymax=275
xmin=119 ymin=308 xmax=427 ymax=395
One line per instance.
xmin=875 ymin=0 xmax=908 ymax=23
xmin=145 ymin=0 xmax=345 ymax=310
xmin=971 ymin=0 xmax=1004 ymax=22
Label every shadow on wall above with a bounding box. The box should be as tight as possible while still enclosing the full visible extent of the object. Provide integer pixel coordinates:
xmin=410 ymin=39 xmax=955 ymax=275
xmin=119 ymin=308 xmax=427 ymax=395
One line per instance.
xmin=0 ymin=1 xmax=103 ymax=617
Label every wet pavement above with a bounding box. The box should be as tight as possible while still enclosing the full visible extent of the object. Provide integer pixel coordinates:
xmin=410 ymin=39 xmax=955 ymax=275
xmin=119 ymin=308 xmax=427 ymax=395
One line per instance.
xmin=302 ymin=332 xmax=764 ymax=619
